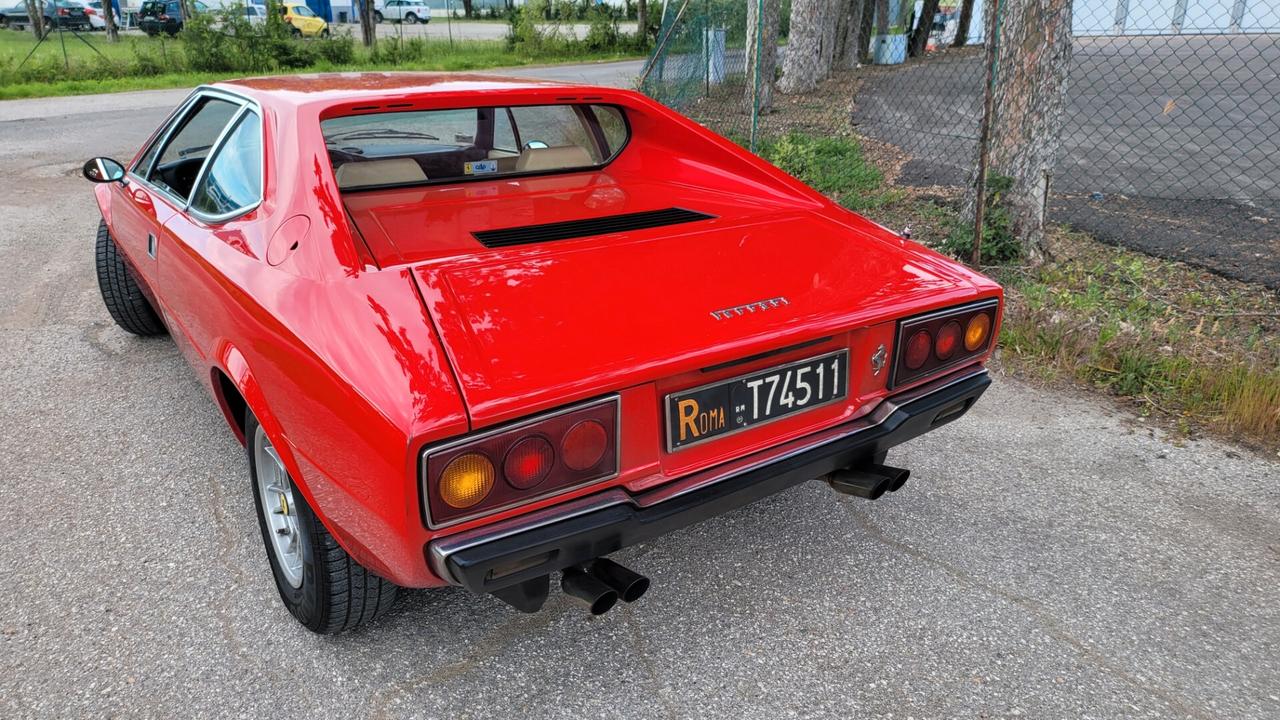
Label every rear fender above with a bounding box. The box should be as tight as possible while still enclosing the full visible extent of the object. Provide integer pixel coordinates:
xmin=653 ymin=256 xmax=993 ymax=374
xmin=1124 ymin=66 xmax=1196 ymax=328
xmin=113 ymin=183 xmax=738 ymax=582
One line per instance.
xmin=213 ymin=342 xmax=402 ymax=584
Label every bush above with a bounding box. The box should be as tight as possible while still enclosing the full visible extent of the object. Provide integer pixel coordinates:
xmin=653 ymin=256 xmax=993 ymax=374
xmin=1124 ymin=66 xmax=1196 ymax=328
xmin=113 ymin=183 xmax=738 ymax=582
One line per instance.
xmin=940 ymin=175 xmax=1023 ymax=264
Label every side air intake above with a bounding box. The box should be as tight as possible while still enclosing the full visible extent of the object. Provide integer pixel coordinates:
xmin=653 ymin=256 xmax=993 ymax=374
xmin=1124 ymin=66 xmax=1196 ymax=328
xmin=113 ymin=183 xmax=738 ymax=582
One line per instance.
xmin=472 ymin=207 xmax=715 ymax=248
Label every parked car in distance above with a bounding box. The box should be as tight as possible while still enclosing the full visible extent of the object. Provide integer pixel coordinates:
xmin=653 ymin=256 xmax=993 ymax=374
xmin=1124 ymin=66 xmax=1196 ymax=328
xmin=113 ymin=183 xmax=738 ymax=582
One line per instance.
xmin=279 ymin=2 xmax=326 ymax=35
xmin=81 ymin=74 xmax=1002 ymax=633
xmin=0 ymin=3 xmax=21 ymax=28
xmin=240 ymin=2 xmax=266 ymax=24
xmin=80 ymin=0 xmax=105 ymax=29
xmin=137 ymin=0 xmax=205 ymax=35
xmin=7 ymin=0 xmax=92 ymax=31
xmin=375 ymin=0 xmax=430 ymax=24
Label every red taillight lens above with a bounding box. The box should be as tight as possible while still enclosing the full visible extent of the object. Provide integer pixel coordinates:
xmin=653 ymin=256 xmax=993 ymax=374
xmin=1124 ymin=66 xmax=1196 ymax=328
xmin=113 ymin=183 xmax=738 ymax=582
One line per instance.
xmin=935 ymin=320 xmax=961 ymax=360
xmin=562 ymin=420 xmax=607 ymax=471
xmin=159 ymin=13 xmax=169 ymax=19
xmin=422 ymin=398 xmax=618 ymax=528
xmin=891 ymin=300 xmax=999 ymax=388
xmin=503 ymin=436 xmax=553 ymax=489
xmin=58 ymin=7 xmax=69 ymax=14
xmin=904 ymin=330 xmax=932 ymax=370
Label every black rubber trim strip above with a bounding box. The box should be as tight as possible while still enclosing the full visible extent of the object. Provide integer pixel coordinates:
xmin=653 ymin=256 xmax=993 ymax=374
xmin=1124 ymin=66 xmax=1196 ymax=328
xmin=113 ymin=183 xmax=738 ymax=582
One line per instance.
xmin=438 ymin=371 xmax=991 ymax=594
xmin=472 ymin=207 xmax=715 ymax=248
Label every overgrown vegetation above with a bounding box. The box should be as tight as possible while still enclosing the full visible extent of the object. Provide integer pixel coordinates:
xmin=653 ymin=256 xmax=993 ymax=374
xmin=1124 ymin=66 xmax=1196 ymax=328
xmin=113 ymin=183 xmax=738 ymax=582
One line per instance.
xmin=761 ymin=129 xmax=1279 ymax=452
xmin=992 ymin=231 xmax=1280 ymax=450
xmin=0 ymin=8 xmax=647 ymax=99
xmin=939 ymin=174 xmax=1023 ymax=264
xmin=758 ymin=132 xmax=900 ymax=211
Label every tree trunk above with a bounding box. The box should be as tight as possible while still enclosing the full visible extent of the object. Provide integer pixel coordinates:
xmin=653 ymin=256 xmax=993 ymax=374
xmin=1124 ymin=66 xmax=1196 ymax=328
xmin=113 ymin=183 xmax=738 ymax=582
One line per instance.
xmin=968 ymin=0 xmax=1073 ymax=261
xmin=744 ymin=0 xmax=780 ymax=112
xmin=908 ymin=0 xmax=939 ymax=56
xmin=873 ymin=0 xmax=888 ymax=34
xmin=637 ymin=0 xmax=647 ymax=45
xmin=25 ymin=0 xmax=44 ymax=37
xmin=102 ymin=0 xmax=119 ymax=41
xmin=462 ymin=0 xmax=473 ymax=17
xmin=358 ymin=0 xmax=376 ymax=46
xmin=834 ymin=0 xmax=866 ymax=70
xmin=778 ymin=0 xmax=824 ymax=94
xmin=819 ymin=0 xmax=838 ymax=74
xmin=952 ymin=0 xmax=975 ymax=47
xmin=856 ymin=0 xmax=875 ymax=63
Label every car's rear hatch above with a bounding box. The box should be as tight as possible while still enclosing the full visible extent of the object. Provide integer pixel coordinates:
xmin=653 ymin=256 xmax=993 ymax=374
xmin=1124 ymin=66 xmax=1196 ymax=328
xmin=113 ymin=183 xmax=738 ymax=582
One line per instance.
xmin=344 ymin=172 xmax=983 ymax=427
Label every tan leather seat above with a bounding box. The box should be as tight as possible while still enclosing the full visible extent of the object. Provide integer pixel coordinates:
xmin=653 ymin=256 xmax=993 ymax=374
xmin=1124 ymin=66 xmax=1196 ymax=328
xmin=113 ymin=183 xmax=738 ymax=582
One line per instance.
xmin=515 ymin=145 xmax=595 ymax=172
xmin=335 ymin=158 xmax=427 ymax=189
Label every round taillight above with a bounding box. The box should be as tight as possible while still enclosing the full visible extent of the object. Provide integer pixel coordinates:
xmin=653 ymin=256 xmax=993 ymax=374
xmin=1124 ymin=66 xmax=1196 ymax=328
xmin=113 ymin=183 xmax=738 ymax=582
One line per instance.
xmin=438 ymin=453 xmax=494 ymax=508
xmin=503 ymin=436 xmax=554 ymax=489
xmin=935 ymin=320 xmax=961 ymax=361
xmin=562 ymin=420 xmax=607 ymax=471
xmin=904 ymin=329 xmax=932 ymax=370
xmin=965 ymin=313 xmax=992 ymax=352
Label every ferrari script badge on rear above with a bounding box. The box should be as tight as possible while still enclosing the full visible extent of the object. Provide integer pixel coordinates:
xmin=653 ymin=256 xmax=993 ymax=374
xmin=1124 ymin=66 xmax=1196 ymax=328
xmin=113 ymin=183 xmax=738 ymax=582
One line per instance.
xmin=709 ymin=296 xmax=789 ymax=320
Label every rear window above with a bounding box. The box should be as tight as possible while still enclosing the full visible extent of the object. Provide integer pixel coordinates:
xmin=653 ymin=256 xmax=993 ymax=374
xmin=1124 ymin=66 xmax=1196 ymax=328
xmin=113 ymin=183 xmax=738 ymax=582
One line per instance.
xmin=322 ymin=104 xmax=628 ymax=190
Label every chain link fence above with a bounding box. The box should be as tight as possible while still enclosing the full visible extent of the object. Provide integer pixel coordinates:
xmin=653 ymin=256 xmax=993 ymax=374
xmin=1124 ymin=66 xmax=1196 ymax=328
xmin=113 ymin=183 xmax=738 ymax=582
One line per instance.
xmin=642 ymin=0 xmax=1280 ymax=288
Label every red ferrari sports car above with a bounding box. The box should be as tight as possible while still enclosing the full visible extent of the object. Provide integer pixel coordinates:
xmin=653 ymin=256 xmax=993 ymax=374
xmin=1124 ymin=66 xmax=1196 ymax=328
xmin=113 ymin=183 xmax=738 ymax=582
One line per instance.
xmin=82 ymin=73 xmax=1002 ymax=633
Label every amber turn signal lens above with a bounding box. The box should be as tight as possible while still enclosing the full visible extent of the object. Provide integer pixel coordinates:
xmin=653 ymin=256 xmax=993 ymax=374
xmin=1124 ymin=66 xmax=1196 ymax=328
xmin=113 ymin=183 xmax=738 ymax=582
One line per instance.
xmin=439 ymin=453 xmax=494 ymax=508
xmin=965 ymin=313 xmax=992 ymax=352
xmin=562 ymin=420 xmax=607 ymax=471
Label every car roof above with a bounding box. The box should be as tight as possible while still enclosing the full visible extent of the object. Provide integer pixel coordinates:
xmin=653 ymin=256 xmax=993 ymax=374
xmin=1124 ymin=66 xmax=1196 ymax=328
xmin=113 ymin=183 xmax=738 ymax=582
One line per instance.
xmin=212 ymin=73 xmax=608 ymax=111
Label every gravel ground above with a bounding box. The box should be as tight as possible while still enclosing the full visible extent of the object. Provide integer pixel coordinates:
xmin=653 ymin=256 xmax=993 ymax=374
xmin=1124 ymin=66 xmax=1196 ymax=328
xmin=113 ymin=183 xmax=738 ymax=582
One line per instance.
xmin=1 ymin=67 xmax=1279 ymax=719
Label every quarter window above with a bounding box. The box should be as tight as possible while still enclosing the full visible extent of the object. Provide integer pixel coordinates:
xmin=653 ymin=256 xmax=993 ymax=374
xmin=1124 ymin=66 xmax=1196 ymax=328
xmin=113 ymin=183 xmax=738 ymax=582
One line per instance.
xmin=146 ymin=97 xmax=239 ymax=200
xmin=190 ymin=111 xmax=263 ymax=218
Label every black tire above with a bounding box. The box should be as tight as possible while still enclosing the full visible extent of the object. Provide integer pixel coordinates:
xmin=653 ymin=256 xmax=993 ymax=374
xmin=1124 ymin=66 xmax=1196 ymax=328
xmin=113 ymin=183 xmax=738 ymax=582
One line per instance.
xmin=95 ymin=219 xmax=167 ymax=336
xmin=320 ymin=28 xmax=329 ymax=37
xmin=373 ymin=10 xmax=383 ymax=22
xmin=290 ymin=25 xmax=301 ymax=36
xmin=404 ymin=12 xmax=417 ymax=23
xmin=247 ymin=411 xmax=398 ymax=634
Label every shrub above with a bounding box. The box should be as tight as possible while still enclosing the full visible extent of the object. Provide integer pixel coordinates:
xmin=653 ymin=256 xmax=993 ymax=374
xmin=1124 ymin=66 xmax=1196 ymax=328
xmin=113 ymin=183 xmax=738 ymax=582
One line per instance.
xmin=940 ymin=174 xmax=1023 ymax=264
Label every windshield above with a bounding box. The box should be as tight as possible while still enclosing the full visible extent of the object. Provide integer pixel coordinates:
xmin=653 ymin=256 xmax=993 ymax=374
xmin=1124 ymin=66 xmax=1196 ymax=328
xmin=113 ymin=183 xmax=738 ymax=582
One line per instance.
xmin=321 ymin=104 xmax=628 ymax=190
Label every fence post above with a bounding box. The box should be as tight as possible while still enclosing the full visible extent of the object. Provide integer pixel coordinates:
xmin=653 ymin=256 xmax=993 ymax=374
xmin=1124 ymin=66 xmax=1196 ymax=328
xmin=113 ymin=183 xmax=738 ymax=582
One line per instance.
xmin=971 ymin=0 xmax=1002 ymax=265
xmin=749 ymin=0 xmax=763 ymax=152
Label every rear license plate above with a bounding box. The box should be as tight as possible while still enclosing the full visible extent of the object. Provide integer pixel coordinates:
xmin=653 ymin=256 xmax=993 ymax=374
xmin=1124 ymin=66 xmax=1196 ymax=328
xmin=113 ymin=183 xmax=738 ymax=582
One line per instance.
xmin=665 ymin=349 xmax=849 ymax=451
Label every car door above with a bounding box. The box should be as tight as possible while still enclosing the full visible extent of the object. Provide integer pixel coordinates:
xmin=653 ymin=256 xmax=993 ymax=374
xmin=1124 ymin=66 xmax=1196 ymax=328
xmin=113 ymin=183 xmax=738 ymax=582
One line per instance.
xmin=115 ymin=93 xmax=240 ymax=327
xmin=111 ymin=94 xmax=198 ymax=296
xmin=158 ymin=102 xmax=264 ymax=363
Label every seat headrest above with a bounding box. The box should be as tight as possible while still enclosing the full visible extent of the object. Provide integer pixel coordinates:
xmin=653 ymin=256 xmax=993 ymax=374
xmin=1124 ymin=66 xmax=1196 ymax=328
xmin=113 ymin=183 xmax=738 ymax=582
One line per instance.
xmin=515 ymin=145 xmax=595 ymax=172
xmin=335 ymin=158 xmax=427 ymax=189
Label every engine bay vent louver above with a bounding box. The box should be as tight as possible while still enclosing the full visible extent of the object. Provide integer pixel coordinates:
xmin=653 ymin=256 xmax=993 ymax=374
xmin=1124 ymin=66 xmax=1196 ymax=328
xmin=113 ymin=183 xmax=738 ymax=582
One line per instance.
xmin=472 ymin=207 xmax=716 ymax=248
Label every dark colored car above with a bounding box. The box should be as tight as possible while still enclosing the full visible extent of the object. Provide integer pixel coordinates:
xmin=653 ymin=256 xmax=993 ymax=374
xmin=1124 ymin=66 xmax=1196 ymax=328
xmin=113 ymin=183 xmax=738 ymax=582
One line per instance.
xmin=7 ymin=1 xmax=92 ymax=31
xmin=138 ymin=0 xmax=206 ymax=36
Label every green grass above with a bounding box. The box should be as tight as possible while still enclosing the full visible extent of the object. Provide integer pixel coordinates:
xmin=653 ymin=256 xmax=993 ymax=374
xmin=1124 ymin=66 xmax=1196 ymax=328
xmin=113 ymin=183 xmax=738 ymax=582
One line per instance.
xmin=759 ymin=132 xmax=901 ymax=211
xmin=0 ymin=30 xmax=643 ymax=99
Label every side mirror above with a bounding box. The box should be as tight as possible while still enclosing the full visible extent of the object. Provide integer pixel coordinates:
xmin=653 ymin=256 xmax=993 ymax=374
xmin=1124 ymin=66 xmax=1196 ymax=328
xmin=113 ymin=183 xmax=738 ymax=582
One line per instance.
xmin=82 ymin=157 xmax=126 ymax=184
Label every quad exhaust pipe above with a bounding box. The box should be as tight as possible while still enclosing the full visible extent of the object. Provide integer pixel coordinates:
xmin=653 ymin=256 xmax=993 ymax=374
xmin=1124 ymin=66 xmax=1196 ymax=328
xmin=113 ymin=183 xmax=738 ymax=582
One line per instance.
xmin=560 ymin=558 xmax=650 ymax=615
xmin=826 ymin=462 xmax=910 ymax=500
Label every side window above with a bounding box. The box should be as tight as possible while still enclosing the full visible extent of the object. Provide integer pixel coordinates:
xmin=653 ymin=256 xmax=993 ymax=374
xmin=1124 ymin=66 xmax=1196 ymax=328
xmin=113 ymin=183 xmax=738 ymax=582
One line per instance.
xmin=146 ymin=97 xmax=239 ymax=200
xmin=593 ymin=106 xmax=627 ymax=155
xmin=493 ymin=108 xmax=518 ymax=153
xmin=190 ymin=112 xmax=263 ymax=218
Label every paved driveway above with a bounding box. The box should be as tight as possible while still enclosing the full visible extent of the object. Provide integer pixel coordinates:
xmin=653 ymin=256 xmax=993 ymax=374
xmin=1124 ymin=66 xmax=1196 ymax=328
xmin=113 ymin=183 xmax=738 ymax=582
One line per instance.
xmin=852 ymin=34 xmax=1280 ymax=288
xmin=1 ymin=67 xmax=1278 ymax=719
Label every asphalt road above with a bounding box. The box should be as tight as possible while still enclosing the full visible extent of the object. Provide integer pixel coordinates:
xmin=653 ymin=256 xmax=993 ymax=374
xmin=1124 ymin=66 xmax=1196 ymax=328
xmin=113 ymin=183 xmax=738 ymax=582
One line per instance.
xmin=2 ymin=66 xmax=1280 ymax=719
xmin=852 ymin=34 xmax=1280 ymax=288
